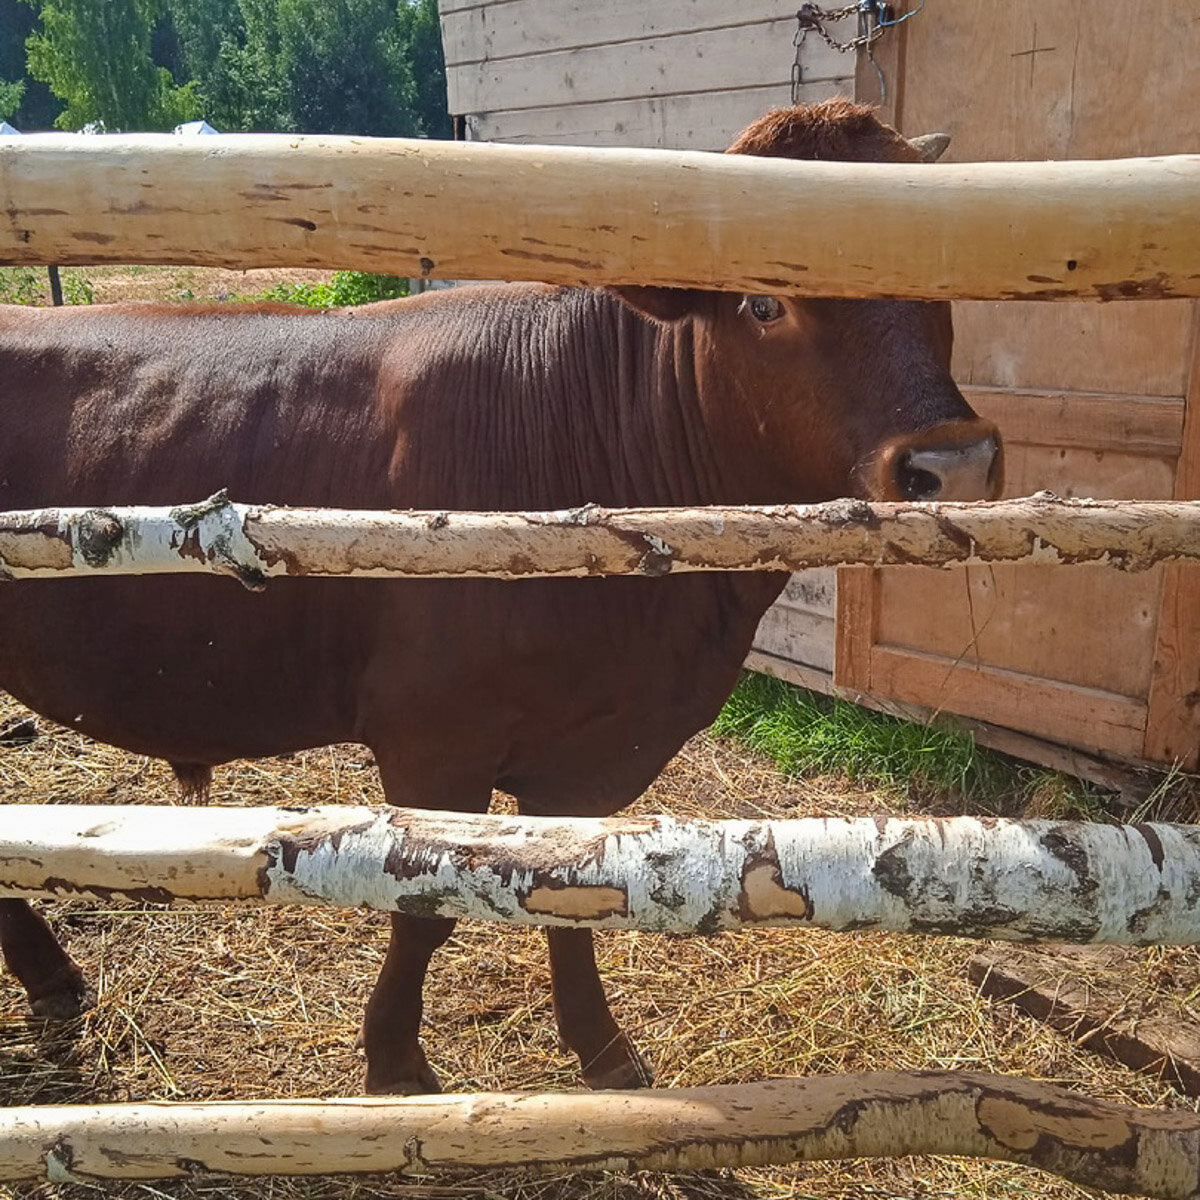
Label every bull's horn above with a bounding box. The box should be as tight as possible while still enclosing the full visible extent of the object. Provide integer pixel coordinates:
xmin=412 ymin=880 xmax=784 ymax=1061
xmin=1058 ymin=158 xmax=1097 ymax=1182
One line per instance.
xmin=908 ymin=132 xmax=951 ymax=162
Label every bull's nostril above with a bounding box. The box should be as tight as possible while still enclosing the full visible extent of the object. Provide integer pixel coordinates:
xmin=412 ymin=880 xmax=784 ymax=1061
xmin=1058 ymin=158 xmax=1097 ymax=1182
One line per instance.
xmin=897 ymin=453 xmax=942 ymax=500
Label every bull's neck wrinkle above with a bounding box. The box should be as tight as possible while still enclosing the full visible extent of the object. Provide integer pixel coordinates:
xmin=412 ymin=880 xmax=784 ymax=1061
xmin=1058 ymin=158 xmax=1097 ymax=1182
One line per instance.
xmin=391 ymin=287 xmax=727 ymax=513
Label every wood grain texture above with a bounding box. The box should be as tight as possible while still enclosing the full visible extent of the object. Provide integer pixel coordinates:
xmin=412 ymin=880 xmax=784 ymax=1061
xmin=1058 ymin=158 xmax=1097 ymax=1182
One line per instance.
xmin=893 ymin=0 xmax=1200 ymax=161
xmin=951 ymin=302 xmax=1195 ymax=397
xmin=439 ymin=1 xmax=844 ymax=68
xmin=833 ymin=566 xmax=876 ymax=693
xmin=865 ymin=645 xmax=1147 ymax=757
xmin=970 ymin=946 xmax=1200 ymax=1096
xmin=444 ymin=17 xmax=846 ymax=115
xmin=875 ymin=564 xmax=1161 ymax=700
xmin=6 ymin=1072 xmax=1200 ymax=1193
xmin=751 ymin=605 xmax=834 ymax=673
xmin=2 ymin=136 xmax=1198 ymax=299
xmin=964 ymin=387 xmax=1185 ymax=457
xmin=1145 ymin=303 xmax=1200 ymax=766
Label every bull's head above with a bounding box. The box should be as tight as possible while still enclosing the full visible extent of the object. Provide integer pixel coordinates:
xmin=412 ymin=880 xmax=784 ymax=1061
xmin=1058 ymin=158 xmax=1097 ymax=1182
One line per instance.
xmin=611 ymin=100 xmax=1002 ymax=506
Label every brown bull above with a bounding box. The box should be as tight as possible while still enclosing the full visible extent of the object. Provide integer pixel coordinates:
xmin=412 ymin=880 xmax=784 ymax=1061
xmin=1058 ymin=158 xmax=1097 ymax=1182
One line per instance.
xmin=0 ymin=101 xmax=1001 ymax=1094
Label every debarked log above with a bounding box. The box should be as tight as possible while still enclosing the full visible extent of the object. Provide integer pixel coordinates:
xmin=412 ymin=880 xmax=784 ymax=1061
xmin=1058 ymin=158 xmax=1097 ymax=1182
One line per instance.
xmin=4 ymin=805 xmax=1200 ymax=944
xmin=1 ymin=492 xmax=1198 ymax=586
xmin=2 ymin=1072 xmax=1200 ymax=1195
xmin=1 ymin=134 xmax=1198 ymax=301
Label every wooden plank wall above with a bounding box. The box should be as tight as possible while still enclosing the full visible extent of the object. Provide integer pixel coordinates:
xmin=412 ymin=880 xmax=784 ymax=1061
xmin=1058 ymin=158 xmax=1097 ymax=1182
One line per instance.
xmin=831 ymin=1 xmax=1200 ymax=768
xmin=439 ymin=1 xmax=856 ymax=150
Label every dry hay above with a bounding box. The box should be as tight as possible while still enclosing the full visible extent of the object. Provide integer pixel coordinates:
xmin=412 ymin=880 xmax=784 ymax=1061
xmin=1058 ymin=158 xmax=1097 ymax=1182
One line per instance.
xmin=2 ymin=690 xmax=1199 ymax=1200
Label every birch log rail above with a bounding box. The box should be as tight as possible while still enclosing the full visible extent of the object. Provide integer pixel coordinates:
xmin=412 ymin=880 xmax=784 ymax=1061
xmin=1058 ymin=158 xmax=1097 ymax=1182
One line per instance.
xmin=2 ymin=493 xmax=1199 ymax=585
xmin=3 ymin=1073 xmax=1200 ymax=1196
xmin=1 ymin=134 xmax=1198 ymax=300
xmin=5 ymin=804 xmax=1200 ymax=944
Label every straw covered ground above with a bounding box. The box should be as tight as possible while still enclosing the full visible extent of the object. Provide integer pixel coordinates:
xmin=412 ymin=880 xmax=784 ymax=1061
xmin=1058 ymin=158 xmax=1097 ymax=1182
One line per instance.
xmin=3 ymin=687 xmax=1199 ymax=1200
xmin=3 ymin=268 xmax=1200 ymax=1200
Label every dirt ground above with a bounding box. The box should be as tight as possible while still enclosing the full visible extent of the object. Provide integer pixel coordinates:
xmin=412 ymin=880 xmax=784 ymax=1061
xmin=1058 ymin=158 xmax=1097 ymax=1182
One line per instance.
xmin=3 ymin=268 xmax=1199 ymax=1200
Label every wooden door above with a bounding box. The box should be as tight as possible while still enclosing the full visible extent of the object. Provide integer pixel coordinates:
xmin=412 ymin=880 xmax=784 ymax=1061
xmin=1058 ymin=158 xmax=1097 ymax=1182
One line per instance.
xmin=835 ymin=1 xmax=1200 ymax=766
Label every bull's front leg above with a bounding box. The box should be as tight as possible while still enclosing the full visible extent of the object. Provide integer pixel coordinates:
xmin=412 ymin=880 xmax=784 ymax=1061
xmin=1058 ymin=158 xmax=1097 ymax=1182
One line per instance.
xmin=547 ymin=926 xmax=652 ymax=1089
xmin=0 ymin=899 xmax=91 ymax=1019
xmin=361 ymin=911 xmax=455 ymax=1094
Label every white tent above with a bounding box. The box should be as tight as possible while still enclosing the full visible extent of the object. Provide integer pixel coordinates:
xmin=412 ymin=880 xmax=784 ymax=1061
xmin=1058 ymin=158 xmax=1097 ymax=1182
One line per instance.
xmin=173 ymin=119 xmax=219 ymax=135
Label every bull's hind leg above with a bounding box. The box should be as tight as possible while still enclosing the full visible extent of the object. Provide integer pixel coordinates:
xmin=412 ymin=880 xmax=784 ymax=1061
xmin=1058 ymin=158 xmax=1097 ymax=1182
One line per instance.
xmin=547 ymin=926 xmax=652 ymax=1089
xmin=0 ymin=899 xmax=90 ymax=1018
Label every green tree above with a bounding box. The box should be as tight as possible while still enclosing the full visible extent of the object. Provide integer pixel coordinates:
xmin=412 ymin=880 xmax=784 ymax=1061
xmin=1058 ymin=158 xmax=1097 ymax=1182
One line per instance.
xmin=276 ymin=0 xmax=415 ymax=136
xmin=396 ymin=0 xmax=449 ymax=138
xmin=0 ymin=77 xmax=23 ymax=121
xmin=0 ymin=0 xmax=59 ymax=127
xmin=162 ymin=0 xmax=449 ymax=137
xmin=24 ymin=0 xmax=202 ymax=130
xmin=168 ymin=0 xmax=289 ymax=131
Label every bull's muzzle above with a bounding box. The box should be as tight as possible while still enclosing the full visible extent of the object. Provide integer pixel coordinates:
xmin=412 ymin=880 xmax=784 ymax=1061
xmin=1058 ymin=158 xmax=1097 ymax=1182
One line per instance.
xmin=871 ymin=419 xmax=1004 ymax=502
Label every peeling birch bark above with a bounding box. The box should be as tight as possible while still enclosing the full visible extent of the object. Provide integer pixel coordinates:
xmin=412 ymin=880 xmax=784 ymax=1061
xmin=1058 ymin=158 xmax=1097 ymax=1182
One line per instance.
xmin=5 ymin=805 xmax=1200 ymax=945
xmin=1 ymin=135 xmax=1198 ymax=300
xmin=2 ymin=1072 xmax=1199 ymax=1194
xmin=2 ymin=493 xmax=1199 ymax=585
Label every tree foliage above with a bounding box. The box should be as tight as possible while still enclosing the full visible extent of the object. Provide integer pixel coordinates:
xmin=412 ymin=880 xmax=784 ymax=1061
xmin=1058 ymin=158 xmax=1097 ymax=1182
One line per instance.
xmin=0 ymin=77 xmax=24 ymax=122
xmin=24 ymin=0 xmax=202 ymax=130
xmin=277 ymin=0 xmax=415 ymax=136
xmin=15 ymin=0 xmax=450 ymax=136
xmin=397 ymin=0 xmax=450 ymax=138
xmin=0 ymin=0 xmax=58 ymax=127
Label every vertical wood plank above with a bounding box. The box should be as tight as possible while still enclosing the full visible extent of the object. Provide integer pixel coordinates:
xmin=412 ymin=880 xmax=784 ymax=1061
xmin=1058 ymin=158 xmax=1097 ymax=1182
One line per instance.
xmin=833 ymin=567 xmax=877 ymax=693
xmin=836 ymin=5 xmax=908 ymax=707
xmin=855 ymin=3 xmax=907 ymax=128
xmin=1144 ymin=302 xmax=1200 ymax=767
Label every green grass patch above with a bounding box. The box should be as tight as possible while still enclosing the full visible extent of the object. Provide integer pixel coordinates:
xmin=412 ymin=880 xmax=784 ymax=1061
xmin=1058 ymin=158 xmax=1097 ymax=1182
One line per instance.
xmin=0 ymin=265 xmax=93 ymax=306
xmin=711 ymin=670 xmax=1111 ymax=814
xmin=258 ymin=270 xmax=409 ymax=308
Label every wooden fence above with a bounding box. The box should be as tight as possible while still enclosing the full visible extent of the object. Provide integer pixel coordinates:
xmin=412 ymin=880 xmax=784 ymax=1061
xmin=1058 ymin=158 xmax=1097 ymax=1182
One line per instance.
xmin=4 ymin=136 xmax=1200 ymax=1196
xmin=2 ymin=136 xmax=1199 ymax=300
xmin=5 ymin=804 xmax=1200 ymax=1194
xmin=4 ymin=493 xmax=1200 ymax=582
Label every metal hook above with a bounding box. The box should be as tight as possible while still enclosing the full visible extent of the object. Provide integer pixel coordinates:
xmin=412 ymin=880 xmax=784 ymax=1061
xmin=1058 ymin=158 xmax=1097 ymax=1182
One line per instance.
xmin=878 ymin=0 xmax=925 ymax=28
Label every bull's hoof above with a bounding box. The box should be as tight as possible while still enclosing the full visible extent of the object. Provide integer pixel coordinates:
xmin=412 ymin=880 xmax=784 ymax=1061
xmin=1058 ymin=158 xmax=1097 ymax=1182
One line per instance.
xmin=29 ymin=976 xmax=93 ymax=1021
xmin=364 ymin=1060 xmax=443 ymax=1096
xmin=581 ymin=1038 xmax=654 ymax=1090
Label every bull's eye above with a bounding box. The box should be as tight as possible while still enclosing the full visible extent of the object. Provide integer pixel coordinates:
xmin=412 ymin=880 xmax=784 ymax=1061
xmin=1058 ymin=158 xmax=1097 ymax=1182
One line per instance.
xmin=746 ymin=295 xmax=784 ymax=323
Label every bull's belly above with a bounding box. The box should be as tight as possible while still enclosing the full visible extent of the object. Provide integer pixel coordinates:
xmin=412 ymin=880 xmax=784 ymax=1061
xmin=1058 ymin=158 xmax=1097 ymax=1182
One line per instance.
xmin=0 ymin=576 xmax=364 ymax=764
xmin=0 ymin=573 xmax=776 ymax=808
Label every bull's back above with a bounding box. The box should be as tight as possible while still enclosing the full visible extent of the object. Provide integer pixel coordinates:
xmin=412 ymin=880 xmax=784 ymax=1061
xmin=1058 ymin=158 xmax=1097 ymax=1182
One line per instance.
xmin=0 ymin=302 xmax=403 ymax=508
xmin=0 ymin=301 xmax=410 ymax=759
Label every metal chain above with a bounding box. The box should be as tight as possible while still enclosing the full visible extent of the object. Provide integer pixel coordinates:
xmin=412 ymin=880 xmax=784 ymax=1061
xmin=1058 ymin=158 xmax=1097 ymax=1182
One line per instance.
xmin=791 ymin=1 xmax=925 ymax=104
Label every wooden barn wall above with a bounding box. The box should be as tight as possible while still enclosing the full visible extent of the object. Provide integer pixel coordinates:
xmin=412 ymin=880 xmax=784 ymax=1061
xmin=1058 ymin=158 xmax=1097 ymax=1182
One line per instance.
xmin=438 ymin=1 xmax=856 ymax=151
xmin=825 ymin=1 xmax=1200 ymax=770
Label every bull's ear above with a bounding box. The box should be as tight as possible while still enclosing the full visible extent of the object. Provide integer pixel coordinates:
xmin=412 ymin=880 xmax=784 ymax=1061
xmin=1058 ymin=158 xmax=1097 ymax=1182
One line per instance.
xmin=609 ymin=285 xmax=700 ymax=323
xmin=908 ymin=132 xmax=951 ymax=162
